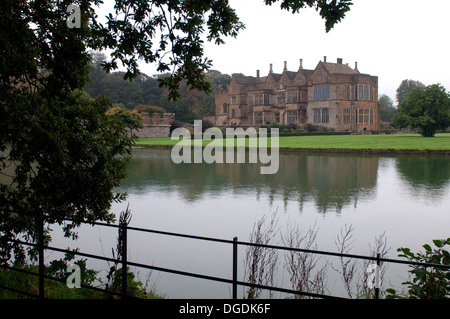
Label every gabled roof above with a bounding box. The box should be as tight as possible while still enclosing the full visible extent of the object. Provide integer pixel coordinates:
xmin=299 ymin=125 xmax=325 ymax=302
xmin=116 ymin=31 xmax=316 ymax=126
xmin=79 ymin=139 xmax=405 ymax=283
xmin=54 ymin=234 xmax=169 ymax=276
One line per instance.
xmin=234 ymin=75 xmax=263 ymax=85
xmin=321 ymin=62 xmax=358 ymax=75
xmin=285 ymin=71 xmax=297 ymax=80
xmin=231 ymin=60 xmax=359 ymax=88
xmin=268 ymin=72 xmax=282 ymax=82
xmin=234 ymin=75 xmax=254 ymax=84
xmin=299 ymin=68 xmax=314 ymax=77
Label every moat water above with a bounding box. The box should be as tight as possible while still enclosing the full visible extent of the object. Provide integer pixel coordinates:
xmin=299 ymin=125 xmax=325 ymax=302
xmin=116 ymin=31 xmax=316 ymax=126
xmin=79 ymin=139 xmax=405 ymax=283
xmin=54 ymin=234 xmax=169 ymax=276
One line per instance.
xmin=54 ymin=148 xmax=450 ymax=298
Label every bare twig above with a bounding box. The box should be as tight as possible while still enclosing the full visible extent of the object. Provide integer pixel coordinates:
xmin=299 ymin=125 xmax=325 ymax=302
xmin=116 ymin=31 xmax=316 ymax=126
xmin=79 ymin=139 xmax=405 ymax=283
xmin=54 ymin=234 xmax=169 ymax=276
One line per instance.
xmin=332 ymin=224 xmax=357 ymax=298
xmin=282 ymin=222 xmax=327 ymax=298
xmin=244 ymin=211 xmax=279 ymax=299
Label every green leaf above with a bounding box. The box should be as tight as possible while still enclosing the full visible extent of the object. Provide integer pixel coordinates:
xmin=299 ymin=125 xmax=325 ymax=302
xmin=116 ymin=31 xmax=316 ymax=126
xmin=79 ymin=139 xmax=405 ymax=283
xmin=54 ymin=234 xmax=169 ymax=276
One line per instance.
xmin=433 ymin=240 xmax=443 ymax=248
xmin=386 ymin=288 xmax=396 ymax=294
xmin=442 ymin=251 xmax=450 ymax=265
xmin=399 ymin=247 xmax=415 ymax=258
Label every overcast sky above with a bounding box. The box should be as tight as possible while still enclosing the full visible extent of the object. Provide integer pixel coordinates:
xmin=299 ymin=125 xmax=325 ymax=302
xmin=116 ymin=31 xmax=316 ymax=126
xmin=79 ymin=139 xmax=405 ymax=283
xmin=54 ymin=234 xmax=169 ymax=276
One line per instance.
xmin=107 ymin=0 xmax=450 ymax=105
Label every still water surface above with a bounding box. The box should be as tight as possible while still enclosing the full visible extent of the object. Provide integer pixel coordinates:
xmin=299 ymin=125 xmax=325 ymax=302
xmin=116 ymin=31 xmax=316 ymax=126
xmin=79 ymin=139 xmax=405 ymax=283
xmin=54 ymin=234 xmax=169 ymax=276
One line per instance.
xmin=56 ymin=148 xmax=450 ymax=298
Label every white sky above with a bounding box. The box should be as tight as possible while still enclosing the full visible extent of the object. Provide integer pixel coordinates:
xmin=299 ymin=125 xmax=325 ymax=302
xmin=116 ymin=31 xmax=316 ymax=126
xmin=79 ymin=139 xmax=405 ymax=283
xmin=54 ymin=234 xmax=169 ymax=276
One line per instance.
xmin=101 ymin=0 xmax=450 ymax=105
xmin=203 ymin=0 xmax=450 ymax=105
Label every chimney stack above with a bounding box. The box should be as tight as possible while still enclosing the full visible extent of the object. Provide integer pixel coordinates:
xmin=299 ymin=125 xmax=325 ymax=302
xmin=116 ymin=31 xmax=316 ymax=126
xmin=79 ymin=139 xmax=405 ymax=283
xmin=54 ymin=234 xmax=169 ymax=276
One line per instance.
xmin=324 ymin=56 xmax=327 ymax=62
xmin=337 ymin=58 xmax=343 ymax=64
xmin=269 ymin=63 xmax=273 ymax=73
xmin=257 ymin=70 xmax=260 ymax=78
xmin=284 ymin=61 xmax=287 ymax=71
xmin=299 ymin=58 xmax=303 ymax=69
xmin=355 ymin=61 xmax=358 ymax=70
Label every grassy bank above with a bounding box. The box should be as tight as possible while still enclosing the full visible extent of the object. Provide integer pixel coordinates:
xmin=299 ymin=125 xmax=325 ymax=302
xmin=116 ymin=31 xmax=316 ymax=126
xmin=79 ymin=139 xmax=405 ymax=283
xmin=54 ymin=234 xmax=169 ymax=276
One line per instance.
xmin=135 ymin=133 xmax=450 ymax=152
xmin=0 ymin=265 xmax=165 ymax=299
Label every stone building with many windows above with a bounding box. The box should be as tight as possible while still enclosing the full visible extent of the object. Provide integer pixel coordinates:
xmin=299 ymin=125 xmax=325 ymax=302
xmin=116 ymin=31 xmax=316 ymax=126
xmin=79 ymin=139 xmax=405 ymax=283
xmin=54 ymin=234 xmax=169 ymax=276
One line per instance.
xmin=209 ymin=57 xmax=379 ymax=132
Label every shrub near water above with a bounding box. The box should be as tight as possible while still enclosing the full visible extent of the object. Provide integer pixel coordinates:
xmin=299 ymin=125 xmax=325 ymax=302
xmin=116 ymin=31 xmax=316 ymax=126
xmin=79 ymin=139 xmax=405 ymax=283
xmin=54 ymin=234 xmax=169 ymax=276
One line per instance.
xmin=386 ymin=238 xmax=450 ymax=299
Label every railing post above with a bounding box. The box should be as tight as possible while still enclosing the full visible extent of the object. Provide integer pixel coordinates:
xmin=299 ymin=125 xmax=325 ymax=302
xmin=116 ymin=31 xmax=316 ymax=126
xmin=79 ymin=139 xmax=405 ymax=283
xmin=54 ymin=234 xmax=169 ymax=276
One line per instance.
xmin=232 ymin=237 xmax=238 ymax=300
xmin=120 ymin=221 xmax=128 ymax=299
xmin=38 ymin=212 xmax=45 ymax=299
xmin=375 ymin=253 xmax=381 ymax=300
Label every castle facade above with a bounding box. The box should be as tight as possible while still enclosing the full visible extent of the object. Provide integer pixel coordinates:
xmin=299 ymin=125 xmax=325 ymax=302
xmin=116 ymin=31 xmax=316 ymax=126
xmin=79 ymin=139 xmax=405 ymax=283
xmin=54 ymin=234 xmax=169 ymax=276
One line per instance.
xmin=209 ymin=57 xmax=379 ymax=132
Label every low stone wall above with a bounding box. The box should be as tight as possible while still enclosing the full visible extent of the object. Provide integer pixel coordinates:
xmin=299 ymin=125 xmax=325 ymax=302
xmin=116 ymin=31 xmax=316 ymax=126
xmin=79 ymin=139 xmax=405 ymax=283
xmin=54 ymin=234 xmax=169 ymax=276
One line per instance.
xmin=132 ymin=125 xmax=170 ymax=138
xmin=141 ymin=112 xmax=175 ymax=126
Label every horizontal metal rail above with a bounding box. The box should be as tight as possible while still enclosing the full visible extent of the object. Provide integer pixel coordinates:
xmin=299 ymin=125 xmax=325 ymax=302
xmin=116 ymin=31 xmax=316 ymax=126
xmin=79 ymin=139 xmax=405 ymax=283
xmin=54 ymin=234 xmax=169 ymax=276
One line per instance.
xmin=7 ymin=239 xmax=341 ymax=299
xmin=105 ymin=222 xmax=450 ymax=270
xmin=1 ymin=214 xmax=449 ymax=300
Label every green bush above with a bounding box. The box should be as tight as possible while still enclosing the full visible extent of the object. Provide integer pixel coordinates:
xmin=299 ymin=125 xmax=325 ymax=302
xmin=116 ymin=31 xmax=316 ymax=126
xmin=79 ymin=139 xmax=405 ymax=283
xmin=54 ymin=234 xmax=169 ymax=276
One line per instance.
xmin=386 ymin=238 xmax=450 ymax=299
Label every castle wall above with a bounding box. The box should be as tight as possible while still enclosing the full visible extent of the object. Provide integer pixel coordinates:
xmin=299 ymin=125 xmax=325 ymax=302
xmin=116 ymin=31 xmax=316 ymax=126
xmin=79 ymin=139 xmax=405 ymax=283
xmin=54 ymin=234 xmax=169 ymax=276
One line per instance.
xmin=132 ymin=126 xmax=170 ymax=138
xmin=132 ymin=112 xmax=174 ymax=137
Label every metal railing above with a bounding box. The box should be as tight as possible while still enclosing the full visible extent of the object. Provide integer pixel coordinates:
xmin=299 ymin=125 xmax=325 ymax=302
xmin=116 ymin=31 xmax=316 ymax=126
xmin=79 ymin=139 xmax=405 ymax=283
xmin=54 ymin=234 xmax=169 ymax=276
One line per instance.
xmin=1 ymin=213 xmax=449 ymax=299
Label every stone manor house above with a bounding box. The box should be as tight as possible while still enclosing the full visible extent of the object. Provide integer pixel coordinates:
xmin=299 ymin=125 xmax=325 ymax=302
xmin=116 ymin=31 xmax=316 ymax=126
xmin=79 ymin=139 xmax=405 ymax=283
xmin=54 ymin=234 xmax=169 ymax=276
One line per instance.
xmin=208 ymin=57 xmax=380 ymax=132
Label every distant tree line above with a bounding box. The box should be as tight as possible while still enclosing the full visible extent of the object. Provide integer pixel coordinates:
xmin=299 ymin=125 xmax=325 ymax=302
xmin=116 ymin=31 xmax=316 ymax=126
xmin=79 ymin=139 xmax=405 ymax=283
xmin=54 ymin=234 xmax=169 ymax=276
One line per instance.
xmin=379 ymin=79 xmax=426 ymax=123
xmin=392 ymin=83 xmax=450 ymax=137
xmin=379 ymin=79 xmax=450 ymax=137
xmin=84 ymin=52 xmax=231 ymax=123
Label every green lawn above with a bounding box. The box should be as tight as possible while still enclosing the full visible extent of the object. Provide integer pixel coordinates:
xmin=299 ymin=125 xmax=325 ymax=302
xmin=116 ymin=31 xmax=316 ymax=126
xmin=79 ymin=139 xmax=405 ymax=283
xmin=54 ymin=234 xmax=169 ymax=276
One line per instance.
xmin=278 ymin=133 xmax=450 ymax=151
xmin=135 ymin=133 xmax=450 ymax=151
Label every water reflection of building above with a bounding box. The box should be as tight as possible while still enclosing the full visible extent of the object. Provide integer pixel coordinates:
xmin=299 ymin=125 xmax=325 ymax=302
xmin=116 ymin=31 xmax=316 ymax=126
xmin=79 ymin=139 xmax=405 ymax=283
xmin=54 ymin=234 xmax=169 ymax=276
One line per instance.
xmin=122 ymin=149 xmax=380 ymax=214
xmin=302 ymin=155 xmax=378 ymax=213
